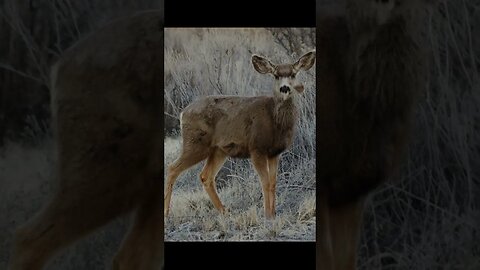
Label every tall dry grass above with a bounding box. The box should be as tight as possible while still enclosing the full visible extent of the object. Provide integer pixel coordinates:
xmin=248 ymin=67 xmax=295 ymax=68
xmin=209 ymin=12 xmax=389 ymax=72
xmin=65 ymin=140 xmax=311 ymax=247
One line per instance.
xmin=346 ymin=1 xmax=480 ymax=268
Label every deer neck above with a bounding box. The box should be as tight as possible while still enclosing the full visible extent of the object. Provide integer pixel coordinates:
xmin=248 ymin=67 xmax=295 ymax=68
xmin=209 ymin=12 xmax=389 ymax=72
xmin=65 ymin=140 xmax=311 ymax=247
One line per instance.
xmin=348 ymin=16 xmax=421 ymax=117
xmin=273 ymin=96 xmax=297 ymax=131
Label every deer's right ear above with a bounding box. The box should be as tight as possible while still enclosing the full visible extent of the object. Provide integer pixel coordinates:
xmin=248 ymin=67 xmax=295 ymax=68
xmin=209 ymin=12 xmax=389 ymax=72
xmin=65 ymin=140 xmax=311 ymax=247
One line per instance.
xmin=252 ymin=55 xmax=275 ymax=74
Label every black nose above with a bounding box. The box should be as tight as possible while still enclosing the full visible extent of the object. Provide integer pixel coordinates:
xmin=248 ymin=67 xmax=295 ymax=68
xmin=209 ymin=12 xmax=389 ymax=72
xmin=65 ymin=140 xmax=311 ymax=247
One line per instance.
xmin=280 ymin=86 xmax=290 ymax=93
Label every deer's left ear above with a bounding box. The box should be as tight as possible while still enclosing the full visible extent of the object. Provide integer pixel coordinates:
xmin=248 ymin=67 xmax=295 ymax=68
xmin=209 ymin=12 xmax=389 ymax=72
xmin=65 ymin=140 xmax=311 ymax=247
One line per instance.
xmin=293 ymin=51 xmax=316 ymax=72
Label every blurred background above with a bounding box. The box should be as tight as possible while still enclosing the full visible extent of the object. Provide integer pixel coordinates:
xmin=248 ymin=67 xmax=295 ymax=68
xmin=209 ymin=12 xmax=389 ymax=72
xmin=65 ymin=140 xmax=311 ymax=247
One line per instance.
xmin=0 ymin=0 xmax=162 ymax=269
xmin=164 ymin=28 xmax=316 ymax=241
xmin=317 ymin=0 xmax=480 ymax=269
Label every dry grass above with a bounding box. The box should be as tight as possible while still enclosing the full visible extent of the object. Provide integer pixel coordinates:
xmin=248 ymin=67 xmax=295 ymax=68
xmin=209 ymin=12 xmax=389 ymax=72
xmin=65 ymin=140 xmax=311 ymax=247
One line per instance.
xmin=164 ymin=138 xmax=316 ymax=241
xmin=165 ymin=189 xmax=316 ymax=241
xmin=349 ymin=1 xmax=480 ymax=268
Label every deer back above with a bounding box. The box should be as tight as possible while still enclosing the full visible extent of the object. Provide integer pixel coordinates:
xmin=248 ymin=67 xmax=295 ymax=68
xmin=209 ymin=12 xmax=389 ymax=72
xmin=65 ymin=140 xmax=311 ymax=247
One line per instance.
xmin=51 ymin=10 xmax=163 ymax=197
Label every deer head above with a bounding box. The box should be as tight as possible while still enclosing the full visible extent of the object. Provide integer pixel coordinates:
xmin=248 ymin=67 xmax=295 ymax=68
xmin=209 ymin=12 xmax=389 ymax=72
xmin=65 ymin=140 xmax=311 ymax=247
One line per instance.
xmin=251 ymin=51 xmax=316 ymax=101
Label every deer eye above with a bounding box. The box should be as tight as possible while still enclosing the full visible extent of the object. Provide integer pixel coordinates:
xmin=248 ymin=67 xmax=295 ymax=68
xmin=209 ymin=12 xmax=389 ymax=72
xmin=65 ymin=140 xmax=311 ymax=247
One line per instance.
xmin=290 ymin=74 xmax=296 ymax=79
xmin=274 ymin=75 xmax=279 ymax=80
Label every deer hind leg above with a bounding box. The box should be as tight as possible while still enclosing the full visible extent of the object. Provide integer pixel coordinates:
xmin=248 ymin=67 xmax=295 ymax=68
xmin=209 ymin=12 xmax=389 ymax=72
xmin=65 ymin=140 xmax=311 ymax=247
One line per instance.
xmin=317 ymin=190 xmax=334 ymax=270
xmin=113 ymin=188 xmax=163 ymax=270
xmin=251 ymin=151 xmax=274 ymax=219
xmin=8 ymin=203 xmax=60 ymax=270
xmin=199 ymin=148 xmax=227 ymax=213
xmin=329 ymin=199 xmax=366 ymax=270
xmin=267 ymin=156 xmax=279 ymax=218
xmin=9 ymin=188 xmax=136 ymax=270
xmin=164 ymin=145 xmax=210 ymax=217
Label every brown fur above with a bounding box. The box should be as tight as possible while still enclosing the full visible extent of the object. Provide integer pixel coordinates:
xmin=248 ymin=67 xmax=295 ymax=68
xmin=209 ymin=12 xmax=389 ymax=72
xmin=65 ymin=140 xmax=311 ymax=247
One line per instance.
xmin=8 ymin=10 xmax=164 ymax=270
xmin=317 ymin=0 xmax=432 ymax=269
xmin=164 ymin=51 xmax=315 ymax=220
xmin=183 ymin=95 xmax=296 ymax=158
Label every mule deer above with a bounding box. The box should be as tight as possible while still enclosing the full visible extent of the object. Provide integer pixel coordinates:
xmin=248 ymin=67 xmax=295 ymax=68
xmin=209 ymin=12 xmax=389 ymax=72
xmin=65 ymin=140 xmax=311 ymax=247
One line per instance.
xmin=316 ymin=0 xmax=433 ymax=269
xmin=164 ymin=51 xmax=315 ymax=220
xmin=8 ymin=10 xmax=164 ymax=270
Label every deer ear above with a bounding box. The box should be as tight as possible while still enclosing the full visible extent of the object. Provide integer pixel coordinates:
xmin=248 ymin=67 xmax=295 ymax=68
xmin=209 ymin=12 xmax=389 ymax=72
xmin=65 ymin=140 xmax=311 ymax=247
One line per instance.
xmin=293 ymin=83 xmax=305 ymax=93
xmin=293 ymin=51 xmax=316 ymax=72
xmin=252 ymin=55 xmax=275 ymax=74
